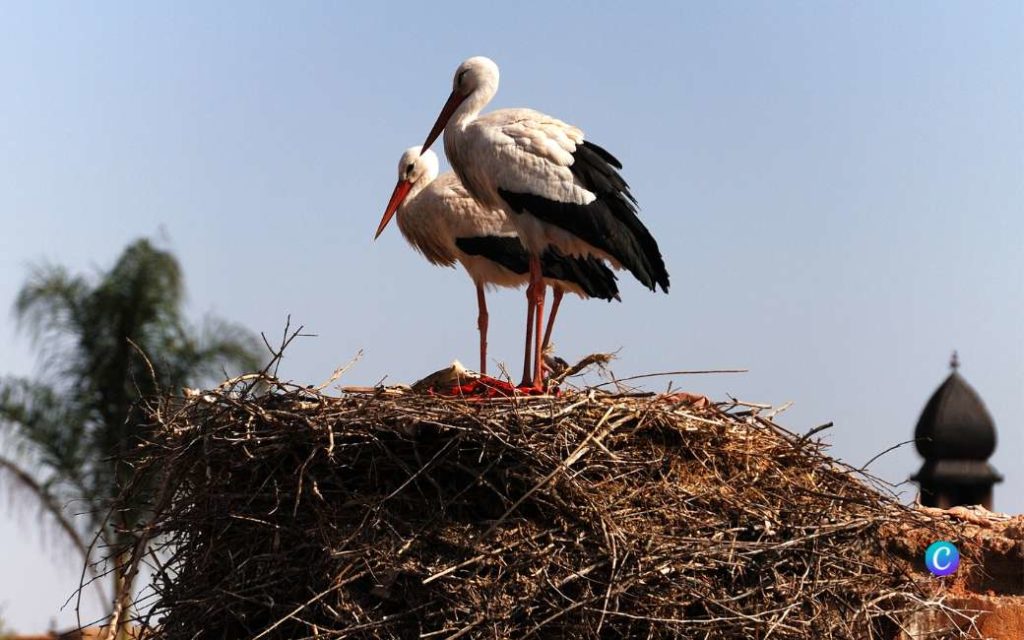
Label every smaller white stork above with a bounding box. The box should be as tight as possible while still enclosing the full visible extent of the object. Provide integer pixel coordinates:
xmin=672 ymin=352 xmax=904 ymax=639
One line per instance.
xmin=374 ymin=146 xmax=619 ymax=384
xmin=418 ymin=57 xmax=670 ymax=391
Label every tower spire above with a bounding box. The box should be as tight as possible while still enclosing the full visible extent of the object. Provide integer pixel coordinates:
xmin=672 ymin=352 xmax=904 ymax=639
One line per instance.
xmin=950 ymin=350 xmax=959 ymax=372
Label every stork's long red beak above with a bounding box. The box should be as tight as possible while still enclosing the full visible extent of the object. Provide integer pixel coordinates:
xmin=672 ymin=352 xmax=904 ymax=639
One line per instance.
xmin=421 ymin=90 xmax=466 ymax=152
xmin=374 ymin=179 xmax=412 ymax=240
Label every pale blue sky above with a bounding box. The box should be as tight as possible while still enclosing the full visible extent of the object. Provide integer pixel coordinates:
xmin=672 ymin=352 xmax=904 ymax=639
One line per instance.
xmin=1 ymin=2 xmax=1021 ymax=632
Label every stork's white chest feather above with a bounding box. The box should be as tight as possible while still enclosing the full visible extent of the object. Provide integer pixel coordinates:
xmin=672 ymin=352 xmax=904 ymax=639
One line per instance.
xmin=396 ymin=173 xmax=522 ymax=286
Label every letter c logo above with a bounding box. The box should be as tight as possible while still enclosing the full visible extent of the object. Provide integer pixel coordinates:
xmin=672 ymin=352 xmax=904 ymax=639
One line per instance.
xmin=924 ymin=541 xmax=959 ymax=577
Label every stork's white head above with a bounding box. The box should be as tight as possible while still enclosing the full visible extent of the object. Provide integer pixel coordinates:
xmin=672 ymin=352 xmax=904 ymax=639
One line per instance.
xmin=397 ymin=146 xmax=439 ymax=185
xmin=421 ymin=56 xmax=500 ymax=154
xmin=374 ymin=146 xmax=440 ymax=240
xmin=452 ymin=56 xmax=499 ymax=98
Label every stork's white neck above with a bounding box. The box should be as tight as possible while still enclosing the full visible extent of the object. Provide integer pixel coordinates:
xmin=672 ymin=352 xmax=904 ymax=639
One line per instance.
xmin=449 ymin=77 xmax=497 ymax=131
xmin=440 ymin=60 xmax=501 ymax=208
xmin=403 ymin=180 xmax=427 ymax=206
xmin=400 ymin=170 xmax=437 ymax=215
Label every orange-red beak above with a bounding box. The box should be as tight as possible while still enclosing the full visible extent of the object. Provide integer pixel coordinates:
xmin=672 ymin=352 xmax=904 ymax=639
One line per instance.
xmin=374 ymin=179 xmax=412 ymax=239
xmin=421 ymin=89 xmax=467 ymax=152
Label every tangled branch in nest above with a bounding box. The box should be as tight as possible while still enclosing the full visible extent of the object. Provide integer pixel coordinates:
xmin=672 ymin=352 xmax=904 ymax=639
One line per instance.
xmin=116 ymin=373 xmax=979 ymax=639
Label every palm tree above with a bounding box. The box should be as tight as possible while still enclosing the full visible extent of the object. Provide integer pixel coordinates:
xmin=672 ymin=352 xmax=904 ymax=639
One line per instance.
xmin=0 ymin=238 xmax=263 ymax=628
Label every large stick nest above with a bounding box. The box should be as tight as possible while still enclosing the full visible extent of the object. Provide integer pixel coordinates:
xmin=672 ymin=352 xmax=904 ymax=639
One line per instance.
xmin=119 ymin=372 xmax=973 ymax=639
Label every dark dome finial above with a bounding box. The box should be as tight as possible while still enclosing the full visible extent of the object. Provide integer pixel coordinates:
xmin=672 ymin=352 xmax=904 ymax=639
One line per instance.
xmin=914 ymin=364 xmax=996 ymax=460
xmin=911 ymin=354 xmax=1002 ymax=509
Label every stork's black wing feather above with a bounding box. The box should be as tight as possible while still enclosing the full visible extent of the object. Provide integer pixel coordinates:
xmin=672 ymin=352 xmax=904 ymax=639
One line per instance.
xmin=497 ymin=140 xmax=669 ymax=293
xmin=498 ymin=191 xmax=670 ymax=293
xmin=455 ymin=236 xmax=619 ymax=301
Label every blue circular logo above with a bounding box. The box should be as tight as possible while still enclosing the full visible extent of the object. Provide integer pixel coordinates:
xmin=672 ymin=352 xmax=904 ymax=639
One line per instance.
xmin=924 ymin=541 xmax=959 ymax=577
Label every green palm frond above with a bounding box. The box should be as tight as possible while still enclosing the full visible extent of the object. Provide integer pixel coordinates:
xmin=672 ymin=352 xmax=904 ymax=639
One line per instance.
xmin=0 ymin=377 xmax=88 ymax=496
xmin=14 ymin=265 xmax=90 ymax=342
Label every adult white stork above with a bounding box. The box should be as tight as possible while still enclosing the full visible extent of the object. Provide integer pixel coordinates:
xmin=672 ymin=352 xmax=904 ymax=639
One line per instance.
xmin=374 ymin=146 xmax=619 ymax=385
xmin=419 ymin=56 xmax=670 ymax=390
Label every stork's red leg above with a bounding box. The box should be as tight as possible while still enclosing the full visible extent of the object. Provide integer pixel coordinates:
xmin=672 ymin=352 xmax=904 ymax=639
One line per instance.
xmin=530 ymin=256 xmax=545 ymax=390
xmin=476 ymin=283 xmax=488 ymax=376
xmin=541 ymin=286 xmax=564 ymax=354
xmin=520 ymin=281 xmax=536 ymax=387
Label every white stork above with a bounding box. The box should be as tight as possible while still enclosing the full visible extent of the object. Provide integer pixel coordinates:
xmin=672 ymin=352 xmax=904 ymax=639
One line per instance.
xmin=418 ymin=56 xmax=670 ymax=390
xmin=374 ymin=146 xmax=619 ymax=384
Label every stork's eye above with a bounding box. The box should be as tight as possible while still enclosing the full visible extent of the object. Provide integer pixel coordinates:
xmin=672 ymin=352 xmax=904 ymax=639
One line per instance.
xmin=405 ymin=163 xmax=415 ymax=175
xmin=457 ymin=69 xmax=469 ymax=85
